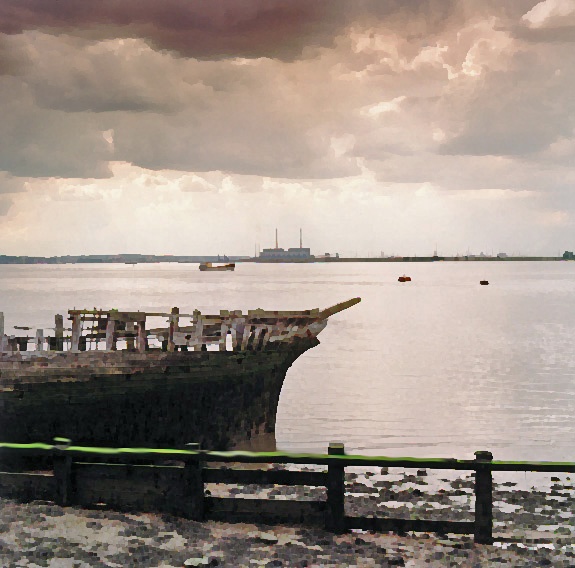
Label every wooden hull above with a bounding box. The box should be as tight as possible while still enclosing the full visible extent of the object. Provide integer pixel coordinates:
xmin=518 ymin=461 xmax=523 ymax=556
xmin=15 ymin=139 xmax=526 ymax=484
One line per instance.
xmin=0 ymin=338 xmax=318 ymax=453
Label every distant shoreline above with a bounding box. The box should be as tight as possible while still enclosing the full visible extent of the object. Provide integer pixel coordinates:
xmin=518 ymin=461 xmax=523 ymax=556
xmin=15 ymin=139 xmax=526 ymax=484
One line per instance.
xmin=247 ymin=256 xmax=563 ymax=263
xmin=0 ymin=254 xmax=567 ymax=264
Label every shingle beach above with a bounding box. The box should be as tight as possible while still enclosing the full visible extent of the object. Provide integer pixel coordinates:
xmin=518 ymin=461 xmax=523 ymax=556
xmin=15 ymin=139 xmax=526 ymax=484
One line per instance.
xmin=1 ymin=468 xmax=573 ymax=567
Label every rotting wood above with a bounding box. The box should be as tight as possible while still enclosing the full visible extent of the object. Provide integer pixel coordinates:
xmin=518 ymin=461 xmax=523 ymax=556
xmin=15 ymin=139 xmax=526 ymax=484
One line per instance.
xmin=183 ymin=442 xmax=204 ymax=521
xmin=70 ymin=314 xmax=81 ymax=351
xmin=326 ymin=442 xmax=346 ymax=533
xmin=35 ymin=329 xmax=43 ymax=352
xmin=53 ymin=441 xmax=73 ymax=507
xmin=474 ymin=450 xmax=494 ymax=544
xmin=136 ymin=320 xmax=147 ymax=353
xmin=105 ymin=318 xmax=116 ymax=351
xmin=1 ymin=299 xmax=359 ymax=355
xmin=1 ymin=442 xmax=575 ymax=543
xmin=54 ymin=314 xmax=64 ymax=351
xmin=168 ymin=307 xmax=179 ymax=352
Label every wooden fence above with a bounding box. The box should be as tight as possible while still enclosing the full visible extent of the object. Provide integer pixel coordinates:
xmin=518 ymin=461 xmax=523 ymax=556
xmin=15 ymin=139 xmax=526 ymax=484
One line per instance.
xmin=1 ymin=440 xmax=574 ymax=545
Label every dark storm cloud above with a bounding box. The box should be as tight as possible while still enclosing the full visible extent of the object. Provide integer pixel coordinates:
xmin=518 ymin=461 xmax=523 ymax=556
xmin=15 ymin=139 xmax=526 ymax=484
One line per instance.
xmin=0 ymin=0 xmax=570 ymax=183
xmin=0 ymin=81 xmax=112 ymax=178
xmin=0 ymin=1 xmax=539 ymax=61
xmin=0 ymin=0 xmax=351 ymax=61
xmin=0 ymin=34 xmax=29 ymax=75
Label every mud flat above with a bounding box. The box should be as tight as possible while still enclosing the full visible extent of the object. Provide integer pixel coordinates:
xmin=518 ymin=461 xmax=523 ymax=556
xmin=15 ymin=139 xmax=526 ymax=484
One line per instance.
xmin=1 ymin=469 xmax=573 ymax=567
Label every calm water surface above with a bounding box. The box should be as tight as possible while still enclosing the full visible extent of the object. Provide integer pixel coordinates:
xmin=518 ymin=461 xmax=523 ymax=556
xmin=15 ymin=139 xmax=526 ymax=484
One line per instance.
xmin=1 ymin=261 xmax=574 ymax=461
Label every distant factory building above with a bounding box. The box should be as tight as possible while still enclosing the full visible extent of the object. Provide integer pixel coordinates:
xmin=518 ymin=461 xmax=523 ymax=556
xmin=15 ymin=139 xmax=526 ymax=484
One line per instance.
xmin=259 ymin=229 xmax=314 ymax=260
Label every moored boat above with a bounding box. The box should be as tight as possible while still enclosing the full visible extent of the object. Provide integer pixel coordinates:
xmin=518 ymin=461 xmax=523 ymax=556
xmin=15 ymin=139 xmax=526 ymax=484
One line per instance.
xmin=398 ymin=275 xmax=412 ymax=282
xmin=199 ymin=262 xmax=235 ymax=271
xmin=0 ymin=298 xmax=360 ymax=454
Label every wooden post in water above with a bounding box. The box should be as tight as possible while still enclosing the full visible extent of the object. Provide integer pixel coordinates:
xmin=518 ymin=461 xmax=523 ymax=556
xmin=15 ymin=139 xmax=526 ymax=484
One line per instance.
xmin=474 ymin=450 xmax=494 ymax=544
xmin=168 ymin=307 xmax=179 ymax=352
xmin=53 ymin=438 xmax=73 ymax=507
xmin=326 ymin=442 xmax=346 ymax=533
xmin=55 ymin=314 xmax=64 ymax=351
xmin=182 ymin=442 xmax=204 ymax=521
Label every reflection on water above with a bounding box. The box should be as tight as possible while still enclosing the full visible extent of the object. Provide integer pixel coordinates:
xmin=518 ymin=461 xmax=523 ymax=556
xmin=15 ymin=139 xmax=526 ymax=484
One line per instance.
xmin=1 ymin=261 xmax=574 ymax=461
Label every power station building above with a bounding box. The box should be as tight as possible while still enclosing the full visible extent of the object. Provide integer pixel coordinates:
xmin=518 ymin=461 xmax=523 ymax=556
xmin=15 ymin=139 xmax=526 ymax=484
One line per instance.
xmin=258 ymin=229 xmax=314 ymax=260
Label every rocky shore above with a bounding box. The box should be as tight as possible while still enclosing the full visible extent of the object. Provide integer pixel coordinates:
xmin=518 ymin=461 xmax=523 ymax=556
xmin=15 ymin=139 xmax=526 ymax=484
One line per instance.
xmin=0 ymin=468 xmax=573 ymax=567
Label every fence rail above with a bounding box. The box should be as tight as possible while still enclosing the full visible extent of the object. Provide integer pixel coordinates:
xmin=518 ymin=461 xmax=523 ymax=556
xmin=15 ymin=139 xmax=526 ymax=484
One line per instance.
xmin=1 ymin=440 xmax=574 ymax=544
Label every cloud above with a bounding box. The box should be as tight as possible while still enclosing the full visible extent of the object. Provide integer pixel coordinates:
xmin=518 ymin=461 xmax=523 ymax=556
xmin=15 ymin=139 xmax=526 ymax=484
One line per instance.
xmin=0 ymin=82 xmax=113 ymax=178
xmin=0 ymin=0 xmax=573 ymax=256
xmin=0 ymin=0 xmax=351 ymax=62
xmin=0 ymin=197 xmax=13 ymax=215
xmin=0 ymin=172 xmax=26 ymax=194
xmin=510 ymin=0 xmax=575 ymax=42
xmin=522 ymin=0 xmax=575 ymax=28
xmin=438 ymin=46 xmax=575 ymax=157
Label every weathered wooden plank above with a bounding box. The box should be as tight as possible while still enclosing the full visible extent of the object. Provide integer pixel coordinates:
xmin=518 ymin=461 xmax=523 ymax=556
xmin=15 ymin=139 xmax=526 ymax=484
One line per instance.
xmin=2 ymin=443 xmax=575 ymax=473
xmin=346 ymin=517 xmax=474 ymax=535
xmin=204 ymin=468 xmax=327 ymax=486
xmin=73 ymin=463 xmax=183 ymax=512
xmin=206 ymin=497 xmax=325 ymax=526
xmin=0 ymin=472 xmax=55 ymax=501
xmin=54 ymin=314 xmax=64 ymax=351
xmin=70 ymin=315 xmax=81 ymax=351
xmin=490 ymin=462 xmax=575 ymax=473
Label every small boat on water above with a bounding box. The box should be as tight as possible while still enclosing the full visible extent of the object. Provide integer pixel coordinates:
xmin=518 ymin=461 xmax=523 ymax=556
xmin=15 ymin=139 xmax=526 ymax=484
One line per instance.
xmin=480 ymin=280 xmax=489 ymax=285
xmin=398 ymin=275 xmax=411 ymax=282
xmin=199 ymin=262 xmax=235 ymax=272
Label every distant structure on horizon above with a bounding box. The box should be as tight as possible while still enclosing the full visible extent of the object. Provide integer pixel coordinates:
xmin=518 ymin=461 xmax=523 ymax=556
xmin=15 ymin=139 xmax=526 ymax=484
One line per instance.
xmin=258 ymin=228 xmax=314 ymax=260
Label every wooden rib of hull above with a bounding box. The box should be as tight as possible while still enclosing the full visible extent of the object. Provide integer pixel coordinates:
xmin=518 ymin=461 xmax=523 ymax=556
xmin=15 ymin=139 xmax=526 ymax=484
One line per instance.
xmin=0 ymin=338 xmax=318 ymax=454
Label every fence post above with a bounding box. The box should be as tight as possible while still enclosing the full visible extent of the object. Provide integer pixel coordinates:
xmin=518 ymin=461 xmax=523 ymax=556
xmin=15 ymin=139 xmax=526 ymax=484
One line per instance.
xmin=474 ymin=450 xmax=494 ymax=544
xmin=326 ymin=442 xmax=346 ymax=533
xmin=183 ymin=443 xmax=204 ymax=521
xmin=53 ymin=438 xmax=73 ymax=507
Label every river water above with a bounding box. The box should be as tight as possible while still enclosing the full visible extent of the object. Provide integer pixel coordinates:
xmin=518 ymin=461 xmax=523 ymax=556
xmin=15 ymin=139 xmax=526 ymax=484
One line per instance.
xmin=1 ymin=261 xmax=574 ymax=462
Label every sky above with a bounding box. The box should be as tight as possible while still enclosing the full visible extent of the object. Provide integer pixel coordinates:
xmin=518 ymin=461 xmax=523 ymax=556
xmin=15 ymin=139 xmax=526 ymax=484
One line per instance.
xmin=0 ymin=0 xmax=574 ymax=257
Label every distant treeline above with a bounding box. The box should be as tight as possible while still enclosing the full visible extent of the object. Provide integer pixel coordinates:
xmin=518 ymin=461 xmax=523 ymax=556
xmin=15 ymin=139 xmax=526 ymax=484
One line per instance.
xmin=0 ymin=254 xmax=249 ymax=264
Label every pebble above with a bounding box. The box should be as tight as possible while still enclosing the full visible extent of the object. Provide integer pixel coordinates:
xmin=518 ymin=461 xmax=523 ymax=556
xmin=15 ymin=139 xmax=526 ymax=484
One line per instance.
xmin=0 ymin=469 xmax=573 ymax=567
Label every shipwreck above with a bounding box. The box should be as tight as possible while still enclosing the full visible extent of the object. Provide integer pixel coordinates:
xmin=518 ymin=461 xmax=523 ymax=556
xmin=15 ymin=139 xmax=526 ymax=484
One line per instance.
xmin=0 ymin=298 xmax=361 ymax=452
